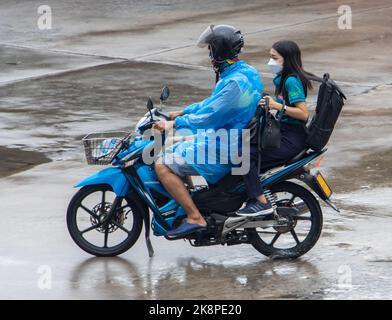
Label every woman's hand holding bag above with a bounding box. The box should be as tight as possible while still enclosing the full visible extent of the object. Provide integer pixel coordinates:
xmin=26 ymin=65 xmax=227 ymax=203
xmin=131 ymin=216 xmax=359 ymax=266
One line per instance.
xmin=259 ymin=95 xmax=284 ymax=150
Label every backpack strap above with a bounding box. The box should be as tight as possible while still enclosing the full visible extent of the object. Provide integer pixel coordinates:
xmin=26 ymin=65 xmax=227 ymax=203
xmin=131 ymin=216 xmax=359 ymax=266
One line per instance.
xmin=315 ymin=73 xmax=347 ymax=100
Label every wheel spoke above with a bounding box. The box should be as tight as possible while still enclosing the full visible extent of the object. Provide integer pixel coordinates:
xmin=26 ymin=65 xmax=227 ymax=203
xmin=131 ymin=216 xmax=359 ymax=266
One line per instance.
xmin=111 ymin=220 xmax=130 ymax=234
xmin=290 ymin=229 xmax=300 ymax=245
xmin=80 ymin=224 xmax=100 ymax=234
xmin=287 ymin=195 xmax=296 ymax=205
xmin=103 ymin=226 xmax=109 ymax=248
xmin=270 ymin=232 xmax=281 ymax=246
xmin=80 ymin=204 xmax=99 ymax=220
xmin=101 ymin=191 xmax=106 ymax=212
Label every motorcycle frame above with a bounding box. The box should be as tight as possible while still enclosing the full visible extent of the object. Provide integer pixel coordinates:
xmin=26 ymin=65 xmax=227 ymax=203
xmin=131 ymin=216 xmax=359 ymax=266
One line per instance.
xmin=75 ymin=147 xmax=330 ymax=233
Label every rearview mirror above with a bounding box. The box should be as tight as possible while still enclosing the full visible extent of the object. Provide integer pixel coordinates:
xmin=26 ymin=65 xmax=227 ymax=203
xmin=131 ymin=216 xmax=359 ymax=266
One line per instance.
xmin=160 ymin=86 xmax=170 ymax=102
xmin=146 ymin=97 xmax=154 ymax=110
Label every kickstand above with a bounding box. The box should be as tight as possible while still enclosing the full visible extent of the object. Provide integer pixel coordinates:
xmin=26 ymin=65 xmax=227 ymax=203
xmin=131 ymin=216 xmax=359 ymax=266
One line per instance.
xmin=143 ymin=211 xmax=154 ymax=258
xmin=146 ymin=235 xmax=154 ymax=258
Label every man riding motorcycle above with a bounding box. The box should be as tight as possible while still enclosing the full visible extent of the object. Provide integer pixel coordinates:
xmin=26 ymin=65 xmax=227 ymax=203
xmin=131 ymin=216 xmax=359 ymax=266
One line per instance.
xmin=153 ymin=25 xmax=263 ymax=238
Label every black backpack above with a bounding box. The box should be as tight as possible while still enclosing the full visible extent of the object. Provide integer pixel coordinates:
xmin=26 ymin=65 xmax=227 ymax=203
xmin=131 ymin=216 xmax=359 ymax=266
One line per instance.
xmin=306 ymin=73 xmax=347 ymax=151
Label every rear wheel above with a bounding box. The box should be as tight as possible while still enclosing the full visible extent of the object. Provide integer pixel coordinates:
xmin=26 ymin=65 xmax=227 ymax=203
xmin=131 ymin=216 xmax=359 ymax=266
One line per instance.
xmin=247 ymin=181 xmax=323 ymax=259
xmin=67 ymin=185 xmax=144 ymax=257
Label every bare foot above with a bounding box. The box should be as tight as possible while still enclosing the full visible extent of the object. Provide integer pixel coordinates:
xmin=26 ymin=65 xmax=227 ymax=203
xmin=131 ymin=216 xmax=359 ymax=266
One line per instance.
xmin=186 ymin=217 xmax=207 ymax=227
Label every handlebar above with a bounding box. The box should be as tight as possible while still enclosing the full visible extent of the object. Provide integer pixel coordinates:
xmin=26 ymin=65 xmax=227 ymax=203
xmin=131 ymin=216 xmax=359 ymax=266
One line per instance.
xmin=155 ymin=109 xmax=171 ymax=120
xmin=138 ymin=119 xmax=157 ymax=132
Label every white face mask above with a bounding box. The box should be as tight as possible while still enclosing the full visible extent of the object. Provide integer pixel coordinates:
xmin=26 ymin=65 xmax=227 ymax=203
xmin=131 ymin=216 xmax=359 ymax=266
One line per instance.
xmin=268 ymin=58 xmax=283 ymax=74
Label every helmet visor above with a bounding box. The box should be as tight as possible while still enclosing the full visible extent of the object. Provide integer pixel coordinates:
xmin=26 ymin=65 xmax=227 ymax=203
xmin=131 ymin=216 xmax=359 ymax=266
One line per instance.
xmin=196 ymin=25 xmax=214 ymax=48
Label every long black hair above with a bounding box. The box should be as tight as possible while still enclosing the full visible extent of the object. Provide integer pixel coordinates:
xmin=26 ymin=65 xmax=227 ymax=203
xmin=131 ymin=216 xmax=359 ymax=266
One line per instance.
xmin=272 ymin=40 xmax=318 ymax=98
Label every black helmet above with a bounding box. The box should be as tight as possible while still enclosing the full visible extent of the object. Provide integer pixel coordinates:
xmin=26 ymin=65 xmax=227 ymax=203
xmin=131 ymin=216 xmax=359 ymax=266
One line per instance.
xmin=197 ymin=25 xmax=244 ymax=63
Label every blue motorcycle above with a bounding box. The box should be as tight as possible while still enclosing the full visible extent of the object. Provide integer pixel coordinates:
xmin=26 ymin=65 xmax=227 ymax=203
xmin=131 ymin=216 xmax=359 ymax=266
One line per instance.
xmin=67 ymin=87 xmax=339 ymax=259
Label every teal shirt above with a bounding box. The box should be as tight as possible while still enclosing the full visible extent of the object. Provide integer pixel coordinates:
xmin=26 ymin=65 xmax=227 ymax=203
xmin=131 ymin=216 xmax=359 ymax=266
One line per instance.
xmin=273 ymin=74 xmax=306 ymax=126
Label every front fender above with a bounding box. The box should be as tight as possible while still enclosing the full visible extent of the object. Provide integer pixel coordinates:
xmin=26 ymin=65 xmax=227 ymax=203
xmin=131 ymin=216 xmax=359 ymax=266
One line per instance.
xmin=75 ymin=166 xmax=129 ymax=196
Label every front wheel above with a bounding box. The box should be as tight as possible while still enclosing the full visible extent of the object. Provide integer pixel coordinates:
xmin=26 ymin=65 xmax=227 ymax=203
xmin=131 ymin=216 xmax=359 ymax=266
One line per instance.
xmin=67 ymin=184 xmax=144 ymax=257
xmin=247 ymin=181 xmax=323 ymax=259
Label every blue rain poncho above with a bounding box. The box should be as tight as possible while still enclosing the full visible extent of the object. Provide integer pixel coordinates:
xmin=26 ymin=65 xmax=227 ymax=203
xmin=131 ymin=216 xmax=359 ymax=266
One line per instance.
xmin=169 ymin=60 xmax=263 ymax=184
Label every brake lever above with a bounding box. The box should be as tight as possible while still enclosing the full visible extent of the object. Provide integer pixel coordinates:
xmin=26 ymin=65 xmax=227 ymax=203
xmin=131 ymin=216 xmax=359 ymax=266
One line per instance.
xmin=154 ymin=109 xmax=170 ymax=121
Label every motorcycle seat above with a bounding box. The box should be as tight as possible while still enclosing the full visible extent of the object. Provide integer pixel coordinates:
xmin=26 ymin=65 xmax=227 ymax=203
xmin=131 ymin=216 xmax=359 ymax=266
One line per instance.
xmin=211 ymin=148 xmax=323 ymax=187
xmin=259 ymin=148 xmax=309 ymax=173
xmin=285 ymin=148 xmax=309 ymax=165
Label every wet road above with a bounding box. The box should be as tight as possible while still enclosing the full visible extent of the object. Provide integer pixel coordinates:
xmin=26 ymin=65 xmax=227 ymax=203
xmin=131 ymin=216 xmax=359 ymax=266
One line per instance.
xmin=0 ymin=0 xmax=392 ymax=299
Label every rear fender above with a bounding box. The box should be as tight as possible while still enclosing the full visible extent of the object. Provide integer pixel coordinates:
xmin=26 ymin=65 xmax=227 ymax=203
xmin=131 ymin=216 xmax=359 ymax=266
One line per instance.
xmin=297 ymin=169 xmax=340 ymax=212
xmin=75 ymin=166 xmax=129 ymax=197
xmin=261 ymin=152 xmax=322 ymax=188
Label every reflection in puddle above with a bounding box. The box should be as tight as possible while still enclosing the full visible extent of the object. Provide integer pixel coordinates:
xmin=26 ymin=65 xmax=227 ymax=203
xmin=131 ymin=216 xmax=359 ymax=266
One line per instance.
xmin=69 ymin=256 xmax=323 ymax=299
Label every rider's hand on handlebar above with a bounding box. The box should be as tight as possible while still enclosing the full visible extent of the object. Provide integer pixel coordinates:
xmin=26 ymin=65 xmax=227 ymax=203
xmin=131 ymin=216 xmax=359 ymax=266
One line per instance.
xmin=152 ymin=120 xmax=175 ymax=132
xmin=168 ymin=110 xmax=183 ymax=120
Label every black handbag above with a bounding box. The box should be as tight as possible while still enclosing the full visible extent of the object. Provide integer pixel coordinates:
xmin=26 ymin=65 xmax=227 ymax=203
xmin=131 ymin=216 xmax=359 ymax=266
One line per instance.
xmin=256 ymin=98 xmax=285 ymax=173
xmin=259 ymin=98 xmax=284 ymax=150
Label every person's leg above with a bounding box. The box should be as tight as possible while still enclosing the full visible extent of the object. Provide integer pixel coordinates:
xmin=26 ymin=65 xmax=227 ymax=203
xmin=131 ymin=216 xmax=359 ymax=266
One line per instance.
xmin=253 ymin=124 xmax=306 ymax=203
xmin=239 ymin=125 xmax=307 ymax=217
xmin=237 ymin=146 xmax=273 ymax=216
xmin=155 ymin=163 xmax=207 ymax=226
xmin=243 ymin=146 xmax=266 ymax=201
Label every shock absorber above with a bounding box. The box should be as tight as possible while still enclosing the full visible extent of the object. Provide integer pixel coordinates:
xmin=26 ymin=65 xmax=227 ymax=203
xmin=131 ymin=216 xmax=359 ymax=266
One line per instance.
xmin=264 ymin=189 xmax=277 ymax=210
